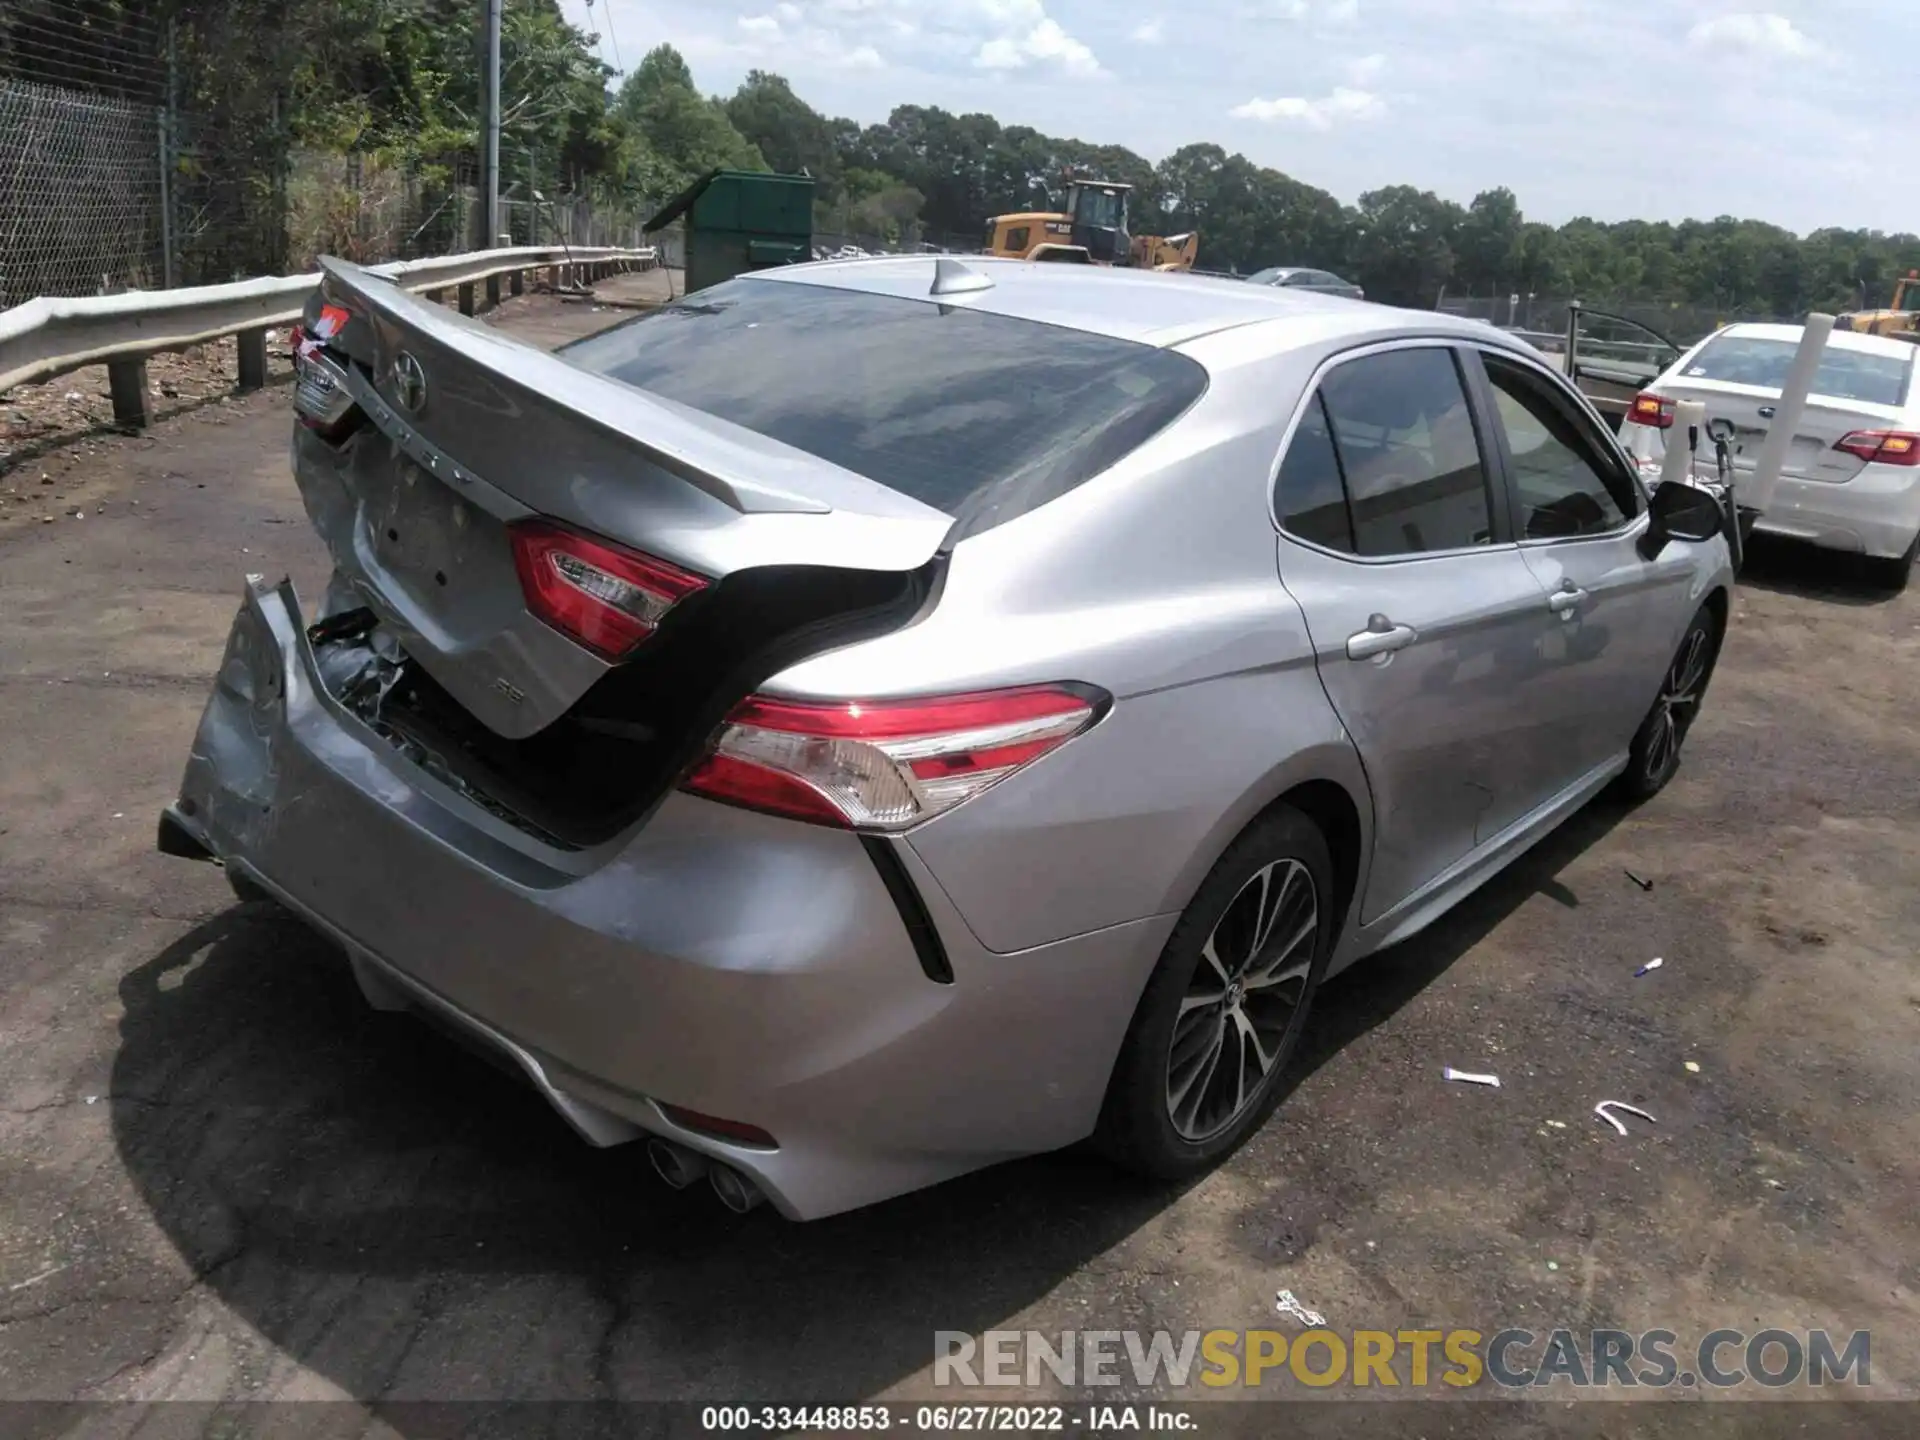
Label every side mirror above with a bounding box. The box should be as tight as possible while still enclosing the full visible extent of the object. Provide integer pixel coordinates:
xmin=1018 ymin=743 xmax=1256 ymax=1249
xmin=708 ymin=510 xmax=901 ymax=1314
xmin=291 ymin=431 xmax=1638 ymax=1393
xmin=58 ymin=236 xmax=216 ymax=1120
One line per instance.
xmin=1640 ymin=481 xmax=1724 ymax=557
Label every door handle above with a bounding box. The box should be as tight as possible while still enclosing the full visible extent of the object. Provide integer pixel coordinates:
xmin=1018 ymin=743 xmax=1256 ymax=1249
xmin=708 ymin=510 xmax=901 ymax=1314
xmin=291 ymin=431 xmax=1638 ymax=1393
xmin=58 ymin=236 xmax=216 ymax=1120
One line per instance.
xmin=1347 ymin=616 xmax=1418 ymax=660
xmin=1548 ymin=584 xmax=1588 ymax=615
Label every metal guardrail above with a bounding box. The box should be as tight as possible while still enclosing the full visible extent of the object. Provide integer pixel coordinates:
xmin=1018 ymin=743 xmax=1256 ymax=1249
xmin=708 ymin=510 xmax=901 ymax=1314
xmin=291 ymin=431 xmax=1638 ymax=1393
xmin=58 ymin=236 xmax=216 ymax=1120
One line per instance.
xmin=0 ymin=243 xmax=658 ymax=425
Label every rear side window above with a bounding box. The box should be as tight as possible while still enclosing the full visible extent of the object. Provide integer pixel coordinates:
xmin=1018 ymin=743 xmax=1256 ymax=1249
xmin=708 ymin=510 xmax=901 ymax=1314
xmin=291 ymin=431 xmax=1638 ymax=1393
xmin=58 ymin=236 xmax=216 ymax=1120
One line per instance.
xmin=562 ymin=277 xmax=1207 ymax=527
xmin=1317 ymin=348 xmax=1494 ymax=557
xmin=1683 ymin=334 xmax=1913 ymax=407
xmin=1275 ymin=394 xmax=1355 ymax=552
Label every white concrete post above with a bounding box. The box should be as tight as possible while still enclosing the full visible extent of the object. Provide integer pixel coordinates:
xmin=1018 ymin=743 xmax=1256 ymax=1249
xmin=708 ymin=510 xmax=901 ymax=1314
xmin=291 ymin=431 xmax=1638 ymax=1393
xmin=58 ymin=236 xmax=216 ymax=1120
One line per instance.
xmin=1743 ymin=314 xmax=1834 ymax=516
xmin=1658 ymin=400 xmax=1707 ymax=490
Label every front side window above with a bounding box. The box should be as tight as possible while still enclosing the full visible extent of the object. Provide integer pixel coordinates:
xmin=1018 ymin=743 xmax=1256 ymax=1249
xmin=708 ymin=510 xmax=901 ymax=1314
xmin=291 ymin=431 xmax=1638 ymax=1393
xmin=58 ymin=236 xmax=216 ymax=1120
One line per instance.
xmin=1004 ymin=225 xmax=1031 ymax=253
xmin=1317 ymin=348 xmax=1494 ymax=557
xmin=1482 ymin=355 xmax=1636 ymax=538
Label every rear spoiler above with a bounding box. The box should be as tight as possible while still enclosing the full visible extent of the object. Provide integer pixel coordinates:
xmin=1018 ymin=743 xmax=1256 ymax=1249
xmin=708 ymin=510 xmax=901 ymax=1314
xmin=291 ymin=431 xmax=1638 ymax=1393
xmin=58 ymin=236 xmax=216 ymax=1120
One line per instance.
xmin=311 ymin=258 xmax=956 ymax=578
xmin=319 ymin=259 xmax=954 ymax=518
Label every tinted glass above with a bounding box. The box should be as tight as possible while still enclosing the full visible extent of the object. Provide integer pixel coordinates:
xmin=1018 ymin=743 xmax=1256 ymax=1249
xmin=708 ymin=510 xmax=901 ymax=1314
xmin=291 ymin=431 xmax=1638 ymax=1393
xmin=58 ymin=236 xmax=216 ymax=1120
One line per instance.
xmin=563 ymin=278 xmax=1207 ymax=524
xmin=1074 ymin=188 xmax=1126 ymax=229
xmin=1275 ymin=394 xmax=1354 ymax=552
xmin=1320 ymin=349 xmax=1493 ymax=556
xmin=1683 ymin=334 xmax=1913 ymax=407
xmin=1484 ymin=356 xmax=1634 ymax=538
xmin=1247 ymin=268 xmax=1294 ymax=286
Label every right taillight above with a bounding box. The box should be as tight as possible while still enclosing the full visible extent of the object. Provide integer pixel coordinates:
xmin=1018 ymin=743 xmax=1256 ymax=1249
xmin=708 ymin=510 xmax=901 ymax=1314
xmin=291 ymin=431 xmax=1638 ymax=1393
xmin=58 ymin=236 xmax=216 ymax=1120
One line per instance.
xmin=510 ymin=520 xmax=708 ymax=659
xmin=1834 ymin=429 xmax=1920 ymax=466
xmin=681 ymin=684 xmax=1107 ymax=832
xmin=1627 ymin=392 xmax=1676 ymax=429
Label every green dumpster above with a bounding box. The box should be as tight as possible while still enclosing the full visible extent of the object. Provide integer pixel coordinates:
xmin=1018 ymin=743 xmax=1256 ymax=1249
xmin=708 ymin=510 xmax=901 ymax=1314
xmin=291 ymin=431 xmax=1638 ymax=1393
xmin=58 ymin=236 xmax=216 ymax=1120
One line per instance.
xmin=644 ymin=169 xmax=814 ymax=295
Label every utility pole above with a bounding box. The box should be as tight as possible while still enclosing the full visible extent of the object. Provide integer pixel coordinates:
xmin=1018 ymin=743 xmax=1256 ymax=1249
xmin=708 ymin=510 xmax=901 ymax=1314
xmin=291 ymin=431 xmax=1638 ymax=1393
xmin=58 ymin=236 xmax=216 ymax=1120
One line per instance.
xmin=482 ymin=0 xmax=503 ymax=248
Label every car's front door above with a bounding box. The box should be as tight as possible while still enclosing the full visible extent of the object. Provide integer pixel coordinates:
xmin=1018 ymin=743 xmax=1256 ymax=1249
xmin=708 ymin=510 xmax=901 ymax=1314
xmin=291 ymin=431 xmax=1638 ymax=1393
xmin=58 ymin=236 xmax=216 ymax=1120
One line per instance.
xmin=1466 ymin=346 xmax=1696 ymax=826
xmin=1272 ymin=342 xmax=1563 ymax=924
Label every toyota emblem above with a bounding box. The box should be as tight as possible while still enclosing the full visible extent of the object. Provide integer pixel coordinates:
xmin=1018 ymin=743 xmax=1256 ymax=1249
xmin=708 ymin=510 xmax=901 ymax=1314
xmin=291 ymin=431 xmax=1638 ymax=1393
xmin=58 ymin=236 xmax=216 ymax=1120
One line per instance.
xmin=393 ymin=351 xmax=428 ymax=415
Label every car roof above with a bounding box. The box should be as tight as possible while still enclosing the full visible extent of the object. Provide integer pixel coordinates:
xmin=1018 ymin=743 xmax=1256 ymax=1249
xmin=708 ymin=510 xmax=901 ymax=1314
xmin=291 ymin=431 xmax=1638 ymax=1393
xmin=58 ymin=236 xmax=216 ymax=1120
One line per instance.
xmin=1710 ymin=322 xmax=1920 ymax=363
xmin=749 ymin=256 xmax=1445 ymax=349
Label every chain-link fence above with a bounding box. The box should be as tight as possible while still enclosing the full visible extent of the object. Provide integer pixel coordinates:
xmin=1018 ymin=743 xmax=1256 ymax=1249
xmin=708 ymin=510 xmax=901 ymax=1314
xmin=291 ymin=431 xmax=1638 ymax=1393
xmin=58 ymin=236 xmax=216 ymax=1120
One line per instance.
xmin=0 ymin=75 xmax=165 ymax=308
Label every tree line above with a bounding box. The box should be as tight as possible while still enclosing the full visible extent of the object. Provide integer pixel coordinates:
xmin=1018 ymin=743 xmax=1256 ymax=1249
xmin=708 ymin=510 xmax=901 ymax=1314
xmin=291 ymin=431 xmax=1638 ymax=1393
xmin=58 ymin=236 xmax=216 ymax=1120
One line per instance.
xmin=12 ymin=1 xmax=1918 ymax=315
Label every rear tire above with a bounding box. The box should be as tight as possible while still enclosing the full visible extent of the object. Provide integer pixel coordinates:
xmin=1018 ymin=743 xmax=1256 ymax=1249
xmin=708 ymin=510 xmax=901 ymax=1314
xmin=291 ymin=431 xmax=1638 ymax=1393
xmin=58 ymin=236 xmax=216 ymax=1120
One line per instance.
xmin=1870 ymin=529 xmax=1919 ymax=592
xmin=1096 ymin=806 xmax=1335 ymax=1181
xmin=1615 ymin=606 xmax=1721 ymax=802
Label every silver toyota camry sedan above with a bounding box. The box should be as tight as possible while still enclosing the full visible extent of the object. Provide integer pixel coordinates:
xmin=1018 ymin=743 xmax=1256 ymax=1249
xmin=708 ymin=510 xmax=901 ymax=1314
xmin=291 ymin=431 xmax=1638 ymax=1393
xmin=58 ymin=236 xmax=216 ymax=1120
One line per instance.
xmin=159 ymin=256 xmax=1735 ymax=1219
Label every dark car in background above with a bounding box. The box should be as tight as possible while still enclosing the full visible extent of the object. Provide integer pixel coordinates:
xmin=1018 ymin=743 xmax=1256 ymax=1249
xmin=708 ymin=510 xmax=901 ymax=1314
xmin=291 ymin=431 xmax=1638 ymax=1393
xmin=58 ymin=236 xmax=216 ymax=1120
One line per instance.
xmin=1246 ymin=266 xmax=1365 ymax=301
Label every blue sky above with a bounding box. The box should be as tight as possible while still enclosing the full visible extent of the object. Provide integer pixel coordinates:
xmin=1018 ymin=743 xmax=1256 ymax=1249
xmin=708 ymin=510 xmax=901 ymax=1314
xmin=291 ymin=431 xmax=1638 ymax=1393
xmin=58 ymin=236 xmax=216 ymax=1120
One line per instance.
xmin=558 ymin=0 xmax=1907 ymax=235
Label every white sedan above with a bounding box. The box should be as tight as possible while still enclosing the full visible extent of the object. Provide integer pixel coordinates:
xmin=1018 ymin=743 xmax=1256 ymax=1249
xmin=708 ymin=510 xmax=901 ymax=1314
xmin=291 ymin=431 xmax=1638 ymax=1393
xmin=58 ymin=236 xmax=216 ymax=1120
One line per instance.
xmin=1619 ymin=322 xmax=1920 ymax=587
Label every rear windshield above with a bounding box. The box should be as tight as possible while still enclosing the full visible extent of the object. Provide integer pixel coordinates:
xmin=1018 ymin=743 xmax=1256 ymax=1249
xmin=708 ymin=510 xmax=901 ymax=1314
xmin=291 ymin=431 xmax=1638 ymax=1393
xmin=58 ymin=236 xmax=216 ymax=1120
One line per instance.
xmin=1683 ymin=334 xmax=1913 ymax=408
xmin=562 ymin=276 xmax=1208 ymax=526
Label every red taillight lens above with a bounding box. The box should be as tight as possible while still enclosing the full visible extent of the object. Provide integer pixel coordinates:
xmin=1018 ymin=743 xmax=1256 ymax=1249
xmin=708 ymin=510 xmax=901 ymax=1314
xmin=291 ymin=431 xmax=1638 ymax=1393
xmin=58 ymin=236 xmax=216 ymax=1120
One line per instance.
xmin=509 ymin=520 xmax=707 ymax=659
xmin=1627 ymin=392 xmax=1676 ymax=429
xmin=681 ymin=684 xmax=1105 ymax=831
xmin=1834 ymin=429 xmax=1920 ymax=466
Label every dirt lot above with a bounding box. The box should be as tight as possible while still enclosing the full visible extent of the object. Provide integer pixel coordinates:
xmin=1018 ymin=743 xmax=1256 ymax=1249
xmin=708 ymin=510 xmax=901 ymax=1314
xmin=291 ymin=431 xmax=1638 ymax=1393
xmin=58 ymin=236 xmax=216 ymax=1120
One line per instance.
xmin=1 ymin=277 xmax=1916 ymax=1435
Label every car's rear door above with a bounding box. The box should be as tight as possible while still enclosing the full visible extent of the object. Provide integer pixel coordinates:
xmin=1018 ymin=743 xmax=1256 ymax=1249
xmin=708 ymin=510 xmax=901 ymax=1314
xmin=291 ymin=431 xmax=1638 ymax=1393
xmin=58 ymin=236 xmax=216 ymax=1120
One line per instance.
xmin=1272 ymin=341 xmax=1563 ymax=924
xmin=1465 ymin=345 xmax=1692 ymax=823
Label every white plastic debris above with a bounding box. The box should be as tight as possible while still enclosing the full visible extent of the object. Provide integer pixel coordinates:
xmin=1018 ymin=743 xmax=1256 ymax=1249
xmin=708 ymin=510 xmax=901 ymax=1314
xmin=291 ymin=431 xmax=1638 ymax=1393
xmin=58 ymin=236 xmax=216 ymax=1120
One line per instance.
xmin=1634 ymin=957 xmax=1664 ymax=977
xmin=1593 ymin=1101 xmax=1656 ymax=1136
xmin=1276 ymin=1290 xmax=1326 ymax=1327
xmin=1442 ymin=1067 xmax=1501 ymax=1088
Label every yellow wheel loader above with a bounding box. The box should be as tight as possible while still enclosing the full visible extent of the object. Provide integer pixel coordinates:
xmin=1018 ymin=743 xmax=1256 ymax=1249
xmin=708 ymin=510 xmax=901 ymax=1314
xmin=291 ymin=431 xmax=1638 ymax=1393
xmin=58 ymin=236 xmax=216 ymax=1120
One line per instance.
xmin=1837 ymin=272 xmax=1920 ymax=342
xmin=984 ymin=179 xmax=1198 ymax=272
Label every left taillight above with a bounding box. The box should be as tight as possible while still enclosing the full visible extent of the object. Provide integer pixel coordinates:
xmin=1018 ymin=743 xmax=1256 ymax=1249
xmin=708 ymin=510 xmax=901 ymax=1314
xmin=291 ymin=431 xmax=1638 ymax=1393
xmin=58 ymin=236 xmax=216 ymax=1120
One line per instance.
xmin=509 ymin=519 xmax=708 ymax=659
xmin=1835 ymin=429 xmax=1920 ymax=467
xmin=681 ymin=684 xmax=1107 ymax=832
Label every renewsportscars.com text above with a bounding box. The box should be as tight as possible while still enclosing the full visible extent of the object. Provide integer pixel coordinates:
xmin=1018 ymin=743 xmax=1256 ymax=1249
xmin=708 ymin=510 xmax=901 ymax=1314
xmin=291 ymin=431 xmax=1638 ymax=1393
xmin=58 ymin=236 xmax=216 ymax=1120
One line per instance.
xmin=934 ymin=1327 xmax=1870 ymax=1391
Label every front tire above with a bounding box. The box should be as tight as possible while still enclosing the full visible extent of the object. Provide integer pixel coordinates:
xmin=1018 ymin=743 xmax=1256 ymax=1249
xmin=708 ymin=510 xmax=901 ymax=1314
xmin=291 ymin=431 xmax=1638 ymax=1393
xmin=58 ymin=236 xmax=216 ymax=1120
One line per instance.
xmin=1096 ymin=806 xmax=1335 ymax=1180
xmin=1615 ymin=606 xmax=1720 ymax=802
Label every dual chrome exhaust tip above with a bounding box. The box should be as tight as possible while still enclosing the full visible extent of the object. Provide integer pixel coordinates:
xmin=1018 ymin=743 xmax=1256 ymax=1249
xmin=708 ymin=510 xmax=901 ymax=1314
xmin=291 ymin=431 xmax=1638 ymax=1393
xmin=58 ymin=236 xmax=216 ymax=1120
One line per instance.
xmin=646 ymin=1137 xmax=765 ymax=1214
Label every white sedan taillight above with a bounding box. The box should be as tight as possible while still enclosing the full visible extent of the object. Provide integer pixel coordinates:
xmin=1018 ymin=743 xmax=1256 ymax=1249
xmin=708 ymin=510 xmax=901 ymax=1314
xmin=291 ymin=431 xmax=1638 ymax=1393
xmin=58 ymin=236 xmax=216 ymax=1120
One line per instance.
xmin=681 ymin=685 xmax=1107 ymax=831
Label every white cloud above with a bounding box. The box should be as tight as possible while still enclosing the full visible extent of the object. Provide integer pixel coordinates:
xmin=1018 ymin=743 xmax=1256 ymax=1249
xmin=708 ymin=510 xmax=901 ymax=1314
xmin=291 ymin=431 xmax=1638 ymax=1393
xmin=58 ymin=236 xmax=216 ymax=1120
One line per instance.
xmin=841 ymin=42 xmax=885 ymax=69
xmin=1326 ymin=0 xmax=1360 ymax=21
xmin=1687 ymin=12 xmax=1822 ymax=59
xmin=976 ymin=14 xmax=1103 ymax=76
xmin=1346 ymin=52 xmax=1385 ymax=86
xmin=1131 ymin=18 xmax=1164 ymax=43
xmin=1232 ymin=86 xmax=1385 ymax=129
xmin=737 ymin=13 xmax=781 ymax=37
xmin=1239 ymin=0 xmax=1309 ymax=17
xmin=775 ymin=1 xmax=803 ymax=20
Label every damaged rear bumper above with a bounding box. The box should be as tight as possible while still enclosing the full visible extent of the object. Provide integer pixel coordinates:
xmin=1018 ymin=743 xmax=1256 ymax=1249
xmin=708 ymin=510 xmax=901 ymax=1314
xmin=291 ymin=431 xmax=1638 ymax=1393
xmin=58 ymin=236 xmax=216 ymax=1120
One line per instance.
xmin=165 ymin=576 xmax=1171 ymax=1218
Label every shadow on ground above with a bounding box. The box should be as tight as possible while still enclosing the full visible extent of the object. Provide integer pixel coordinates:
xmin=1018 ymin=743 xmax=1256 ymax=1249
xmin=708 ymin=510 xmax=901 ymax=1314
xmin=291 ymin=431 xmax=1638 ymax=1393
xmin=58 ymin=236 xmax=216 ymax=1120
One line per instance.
xmin=1735 ymin=533 xmax=1907 ymax=607
xmin=108 ymin=798 xmax=1628 ymax=1409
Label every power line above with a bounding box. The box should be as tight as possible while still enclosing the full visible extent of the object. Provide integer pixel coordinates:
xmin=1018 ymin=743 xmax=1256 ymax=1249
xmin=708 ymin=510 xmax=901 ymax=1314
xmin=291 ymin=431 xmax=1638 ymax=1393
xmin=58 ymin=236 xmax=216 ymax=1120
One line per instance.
xmin=584 ymin=0 xmax=623 ymax=76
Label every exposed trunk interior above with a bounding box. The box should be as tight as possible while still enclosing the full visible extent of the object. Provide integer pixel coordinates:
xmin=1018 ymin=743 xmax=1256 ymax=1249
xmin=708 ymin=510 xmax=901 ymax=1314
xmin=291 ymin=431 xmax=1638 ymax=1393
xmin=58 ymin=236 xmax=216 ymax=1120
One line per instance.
xmin=312 ymin=559 xmax=941 ymax=851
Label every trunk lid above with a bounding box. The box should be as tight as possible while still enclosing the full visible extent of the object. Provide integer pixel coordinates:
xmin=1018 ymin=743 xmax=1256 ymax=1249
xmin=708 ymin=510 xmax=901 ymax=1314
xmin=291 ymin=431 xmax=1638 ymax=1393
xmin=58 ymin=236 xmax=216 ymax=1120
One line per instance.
xmin=297 ymin=259 xmax=953 ymax=741
xmin=1646 ymin=377 xmax=1903 ymax=487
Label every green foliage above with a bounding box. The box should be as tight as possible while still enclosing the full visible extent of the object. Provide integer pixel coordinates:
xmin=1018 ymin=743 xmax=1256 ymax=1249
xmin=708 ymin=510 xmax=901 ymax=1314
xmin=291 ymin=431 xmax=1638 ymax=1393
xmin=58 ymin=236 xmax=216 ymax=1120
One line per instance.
xmin=159 ymin=4 xmax=1920 ymax=312
xmin=613 ymin=44 xmax=765 ymax=199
